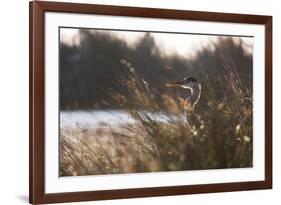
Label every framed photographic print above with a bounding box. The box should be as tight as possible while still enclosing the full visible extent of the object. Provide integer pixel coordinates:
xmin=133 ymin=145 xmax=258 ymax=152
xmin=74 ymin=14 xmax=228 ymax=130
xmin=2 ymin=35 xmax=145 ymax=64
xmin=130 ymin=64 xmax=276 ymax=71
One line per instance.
xmin=29 ymin=1 xmax=272 ymax=204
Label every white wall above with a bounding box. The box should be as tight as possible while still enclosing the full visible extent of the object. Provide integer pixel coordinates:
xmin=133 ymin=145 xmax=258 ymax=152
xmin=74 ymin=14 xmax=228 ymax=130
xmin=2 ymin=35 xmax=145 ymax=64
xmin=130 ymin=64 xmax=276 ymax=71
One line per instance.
xmin=0 ymin=0 xmax=279 ymax=204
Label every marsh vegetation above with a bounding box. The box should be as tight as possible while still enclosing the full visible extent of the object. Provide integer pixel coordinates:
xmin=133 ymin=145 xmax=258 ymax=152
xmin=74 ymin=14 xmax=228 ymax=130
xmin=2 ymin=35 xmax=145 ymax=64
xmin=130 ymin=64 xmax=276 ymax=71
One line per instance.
xmin=59 ymin=29 xmax=253 ymax=176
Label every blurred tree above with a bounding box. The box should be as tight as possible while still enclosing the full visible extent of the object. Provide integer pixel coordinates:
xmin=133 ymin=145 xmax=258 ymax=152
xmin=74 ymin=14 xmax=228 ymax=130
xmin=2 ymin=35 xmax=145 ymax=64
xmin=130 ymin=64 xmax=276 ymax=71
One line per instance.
xmin=59 ymin=30 xmax=252 ymax=111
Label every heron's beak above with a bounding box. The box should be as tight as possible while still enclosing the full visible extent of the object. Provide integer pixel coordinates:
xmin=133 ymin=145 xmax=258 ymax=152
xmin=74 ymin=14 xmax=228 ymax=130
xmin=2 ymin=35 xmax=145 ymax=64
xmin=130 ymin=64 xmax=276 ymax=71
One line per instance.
xmin=164 ymin=81 xmax=184 ymax=87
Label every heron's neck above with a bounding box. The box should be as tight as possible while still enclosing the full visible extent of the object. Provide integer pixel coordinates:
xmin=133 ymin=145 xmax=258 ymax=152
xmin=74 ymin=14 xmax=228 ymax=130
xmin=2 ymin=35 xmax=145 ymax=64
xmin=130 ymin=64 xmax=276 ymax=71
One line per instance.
xmin=188 ymin=83 xmax=201 ymax=108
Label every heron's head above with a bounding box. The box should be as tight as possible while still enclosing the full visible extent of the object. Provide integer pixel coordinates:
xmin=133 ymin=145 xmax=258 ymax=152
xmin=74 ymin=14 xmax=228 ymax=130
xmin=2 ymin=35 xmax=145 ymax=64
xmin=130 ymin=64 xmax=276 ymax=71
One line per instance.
xmin=164 ymin=77 xmax=198 ymax=90
xmin=164 ymin=76 xmax=201 ymax=111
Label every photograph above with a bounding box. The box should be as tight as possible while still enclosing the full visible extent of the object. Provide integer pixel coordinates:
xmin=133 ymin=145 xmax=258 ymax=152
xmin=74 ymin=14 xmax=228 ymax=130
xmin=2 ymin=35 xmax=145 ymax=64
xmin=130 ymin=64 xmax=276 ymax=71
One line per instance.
xmin=29 ymin=2 xmax=272 ymax=203
xmin=59 ymin=27 xmax=254 ymax=177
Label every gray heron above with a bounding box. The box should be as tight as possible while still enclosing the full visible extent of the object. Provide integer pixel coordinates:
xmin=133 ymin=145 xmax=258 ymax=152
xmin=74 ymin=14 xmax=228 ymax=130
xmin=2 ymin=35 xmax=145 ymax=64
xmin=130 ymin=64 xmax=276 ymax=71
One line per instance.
xmin=164 ymin=77 xmax=201 ymax=112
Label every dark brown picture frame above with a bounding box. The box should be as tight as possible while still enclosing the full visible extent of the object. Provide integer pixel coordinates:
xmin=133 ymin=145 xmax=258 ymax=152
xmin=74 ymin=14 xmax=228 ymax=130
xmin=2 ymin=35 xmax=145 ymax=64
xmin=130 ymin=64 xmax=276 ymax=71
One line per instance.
xmin=29 ymin=1 xmax=272 ymax=204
